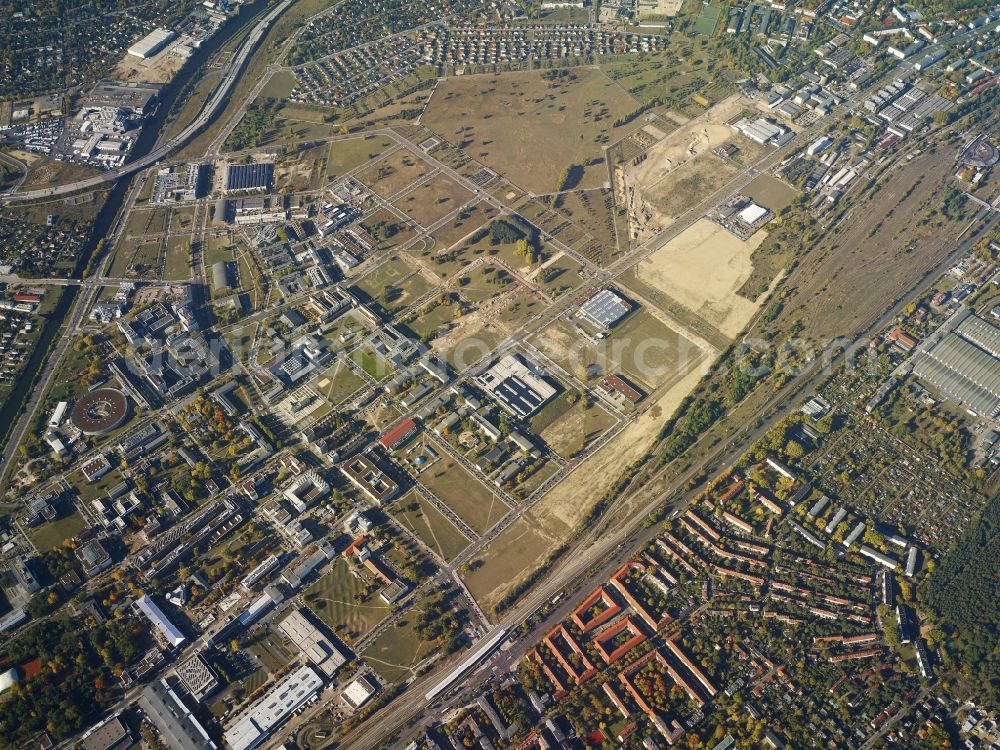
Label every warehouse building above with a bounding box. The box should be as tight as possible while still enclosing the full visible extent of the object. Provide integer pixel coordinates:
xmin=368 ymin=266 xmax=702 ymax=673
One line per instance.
xmin=577 ymin=288 xmax=633 ymax=330
xmin=224 ymin=163 xmax=274 ymax=193
xmin=912 ymin=313 xmax=1000 ymax=418
xmin=139 ymin=679 xmax=217 ymax=750
xmin=477 ymin=354 xmax=558 ymax=417
xmin=224 ymin=665 xmax=324 ymax=750
xmin=128 ymin=29 xmax=176 ymax=59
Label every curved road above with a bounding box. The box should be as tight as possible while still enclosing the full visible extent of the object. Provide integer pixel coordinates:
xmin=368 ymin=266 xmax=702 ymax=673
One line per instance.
xmin=0 ymin=0 xmax=292 ymax=205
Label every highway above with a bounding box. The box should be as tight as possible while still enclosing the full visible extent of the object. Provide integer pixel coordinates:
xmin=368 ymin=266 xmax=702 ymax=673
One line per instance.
xmin=0 ymin=0 xmax=292 ymax=205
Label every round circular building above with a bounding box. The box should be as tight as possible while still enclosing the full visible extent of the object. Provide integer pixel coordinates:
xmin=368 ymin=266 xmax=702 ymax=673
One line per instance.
xmin=70 ymin=388 xmax=130 ymax=435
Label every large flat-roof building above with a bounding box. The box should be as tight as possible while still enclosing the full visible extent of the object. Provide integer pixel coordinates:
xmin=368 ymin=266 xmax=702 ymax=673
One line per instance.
xmin=128 ymin=29 xmax=176 ymax=59
xmin=277 ymin=608 xmax=348 ymax=677
xmin=139 ymin=679 xmax=217 ymax=750
xmin=477 ymin=354 xmax=558 ymax=417
xmin=912 ymin=312 xmax=1000 ymax=418
xmin=224 ymin=163 xmax=274 ymax=193
xmin=135 ymin=594 xmax=185 ymax=648
xmin=224 ymin=665 xmax=324 ymax=750
xmin=578 ymin=288 xmax=632 ymax=330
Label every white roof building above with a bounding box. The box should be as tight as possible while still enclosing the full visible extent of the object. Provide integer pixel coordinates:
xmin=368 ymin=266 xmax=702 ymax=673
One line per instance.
xmin=224 ymin=665 xmax=324 ymax=750
xmin=135 ymin=594 xmax=185 ymax=648
xmin=127 ymin=28 xmax=176 ymax=58
xmin=738 ymin=203 xmax=769 ymax=225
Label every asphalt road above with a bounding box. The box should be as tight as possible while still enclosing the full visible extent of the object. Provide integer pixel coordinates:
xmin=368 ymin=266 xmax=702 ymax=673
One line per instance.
xmin=0 ymin=0 xmax=292 ymax=205
xmin=334 ymin=185 xmax=1000 ymax=750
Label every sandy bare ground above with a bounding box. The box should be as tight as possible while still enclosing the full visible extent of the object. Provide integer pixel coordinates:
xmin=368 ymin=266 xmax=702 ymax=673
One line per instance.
xmin=636 ymin=218 xmax=773 ymax=339
xmin=114 ymin=45 xmax=186 ymax=84
xmin=532 ymin=353 xmax=712 ymax=536
xmin=461 ymin=352 xmax=712 ymax=614
xmin=619 ymin=93 xmax=746 ymax=242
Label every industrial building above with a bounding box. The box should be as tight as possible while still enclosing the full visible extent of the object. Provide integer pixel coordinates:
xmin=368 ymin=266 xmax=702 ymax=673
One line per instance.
xmin=127 ymin=29 xmax=176 ymax=58
xmin=224 ymin=665 xmax=324 ymax=750
xmin=577 ymin=288 xmax=632 ymax=330
xmin=912 ymin=312 xmax=1000 ymax=418
xmin=477 ymin=354 xmax=558 ymax=417
xmin=277 ymin=608 xmax=348 ymax=676
xmin=224 ymin=162 xmax=274 ymax=193
xmin=139 ymin=679 xmax=217 ymax=750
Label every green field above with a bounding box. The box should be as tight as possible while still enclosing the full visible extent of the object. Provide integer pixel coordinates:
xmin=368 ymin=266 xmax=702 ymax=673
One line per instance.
xmin=354 ymin=256 xmax=434 ymax=312
xmin=29 ymin=510 xmax=89 ymax=552
xmin=314 ymin=361 xmax=367 ymax=404
xmin=392 ymin=491 xmax=470 ymax=561
xmin=164 ymin=236 xmax=191 ymax=281
xmin=422 ymin=68 xmax=641 ymax=195
xmin=361 ymin=610 xmax=435 ymax=684
xmin=693 ymin=2 xmax=723 ymax=36
xmin=420 ymin=457 xmax=509 ymax=534
xmin=326 ymin=135 xmax=397 ymax=182
xmin=304 ymin=558 xmax=393 ymax=644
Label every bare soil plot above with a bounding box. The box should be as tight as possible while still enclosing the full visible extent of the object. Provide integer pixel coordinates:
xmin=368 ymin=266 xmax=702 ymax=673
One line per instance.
xmin=618 ymin=93 xmax=747 ymax=242
xmin=391 ymin=491 xmax=470 ymax=561
xmin=326 ymin=135 xmax=396 ymax=182
xmin=355 ymin=148 xmax=433 ymax=199
xmin=644 ymin=152 xmax=741 ymax=220
xmin=439 ymin=319 xmax=505 ymax=371
xmin=393 ymin=173 xmax=474 ymax=229
xmin=421 ymin=456 xmax=510 ymax=534
xmin=629 ymin=218 xmax=774 ymax=340
xmin=422 ymin=68 xmax=641 ymax=195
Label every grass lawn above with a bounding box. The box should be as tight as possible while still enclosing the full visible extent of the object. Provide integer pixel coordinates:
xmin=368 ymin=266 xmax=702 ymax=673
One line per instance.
xmin=247 ymin=628 xmax=295 ymax=672
xmin=405 ymin=301 xmax=458 ymax=342
xmin=313 ymin=361 xmax=367 ymax=404
xmin=29 ymin=510 xmax=89 ymax=552
xmin=304 ymin=558 xmax=393 ymax=644
xmin=529 ymin=392 xmax=577 ymax=434
xmin=360 ymin=607 xmax=435 ymax=684
xmin=353 ymin=256 xmax=433 ymax=312
xmin=420 ymin=457 xmax=509 ymax=534
xmin=355 ymin=148 xmax=433 ymax=199
xmin=164 ymin=236 xmax=191 ymax=281
xmin=422 ymin=68 xmax=640 ymax=195
xmin=495 ymin=291 xmax=547 ymax=331
xmin=204 ymin=232 xmax=235 ymax=267
xmin=537 ymin=255 xmax=586 ymax=298
xmin=427 ymin=202 xmax=499 ymax=253
xmin=461 ymin=516 xmax=551 ymax=612
xmin=538 ymin=399 xmax=619 ymax=459
xmin=349 ymin=346 xmax=393 ymax=381
xmin=441 ymin=324 xmax=504 ymax=371
xmin=392 ymin=173 xmax=473 ymax=229
xmin=457 ymin=263 xmax=518 ymax=303
xmin=391 ymin=491 xmax=469 ymax=561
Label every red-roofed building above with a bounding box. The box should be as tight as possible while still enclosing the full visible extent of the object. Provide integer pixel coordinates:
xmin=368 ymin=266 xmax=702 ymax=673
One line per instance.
xmin=12 ymin=293 xmax=41 ymax=304
xmin=378 ymin=418 xmax=418 ymax=450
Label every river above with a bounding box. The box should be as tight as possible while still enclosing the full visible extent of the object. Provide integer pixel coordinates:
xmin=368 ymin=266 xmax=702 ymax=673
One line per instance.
xmin=0 ymin=0 xmax=272 ymax=454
